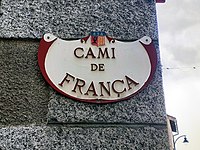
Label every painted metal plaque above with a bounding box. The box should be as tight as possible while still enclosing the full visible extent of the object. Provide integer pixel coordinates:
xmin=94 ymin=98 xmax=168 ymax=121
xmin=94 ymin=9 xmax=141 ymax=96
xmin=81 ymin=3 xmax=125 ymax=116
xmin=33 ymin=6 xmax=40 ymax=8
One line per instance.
xmin=38 ymin=32 xmax=157 ymax=103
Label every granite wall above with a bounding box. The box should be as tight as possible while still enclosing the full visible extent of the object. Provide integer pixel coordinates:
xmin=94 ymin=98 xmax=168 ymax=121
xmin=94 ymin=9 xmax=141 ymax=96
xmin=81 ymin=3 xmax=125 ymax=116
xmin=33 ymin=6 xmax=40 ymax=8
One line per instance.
xmin=0 ymin=0 xmax=169 ymax=149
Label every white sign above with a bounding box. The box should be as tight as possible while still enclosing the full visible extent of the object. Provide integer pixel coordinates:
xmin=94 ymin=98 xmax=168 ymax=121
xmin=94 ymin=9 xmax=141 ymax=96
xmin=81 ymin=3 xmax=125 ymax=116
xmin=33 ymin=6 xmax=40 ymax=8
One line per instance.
xmin=38 ymin=32 xmax=157 ymax=103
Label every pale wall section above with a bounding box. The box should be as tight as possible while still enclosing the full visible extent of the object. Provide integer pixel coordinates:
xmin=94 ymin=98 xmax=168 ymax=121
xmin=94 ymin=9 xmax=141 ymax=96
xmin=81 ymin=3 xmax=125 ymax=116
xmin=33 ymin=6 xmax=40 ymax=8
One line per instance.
xmin=0 ymin=0 xmax=169 ymax=149
xmin=0 ymin=0 xmax=158 ymax=40
xmin=0 ymin=126 xmax=169 ymax=150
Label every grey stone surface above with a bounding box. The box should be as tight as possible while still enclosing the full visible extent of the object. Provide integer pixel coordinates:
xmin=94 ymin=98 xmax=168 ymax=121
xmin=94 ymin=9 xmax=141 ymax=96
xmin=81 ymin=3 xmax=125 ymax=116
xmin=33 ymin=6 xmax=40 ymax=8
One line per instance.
xmin=0 ymin=0 xmax=169 ymax=149
xmin=0 ymin=39 xmax=49 ymax=126
xmin=0 ymin=0 xmax=166 ymax=125
xmin=0 ymin=0 xmax=158 ymax=40
xmin=0 ymin=125 xmax=169 ymax=150
xmin=47 ymin=40 xmax=167 ymax=124
xmin=0 ymin=39 xmax=166 ymax=125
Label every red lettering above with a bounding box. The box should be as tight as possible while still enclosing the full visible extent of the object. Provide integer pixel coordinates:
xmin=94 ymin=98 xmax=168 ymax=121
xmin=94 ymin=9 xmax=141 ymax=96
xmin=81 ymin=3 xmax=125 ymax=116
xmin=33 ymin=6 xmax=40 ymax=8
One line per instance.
xmin=84 ymin=81 xmax=98 ymax=96
xmin=111 ymin=48 xmax=116 ymax=59
xmin=125 ymin=75 xmax=139 ymax=90
xmin=72 ymin=78 xmax=86 ymax=94
xmin=74 ymin=47 xmax=84 ymax=58
xmin=85 ymin=47 xmax=96 ymax=58
xmin=59 ymin=73 xmax=75 ymax=86
xmin=97 ymin=48 xmax=109 ymax=59
xmin=112 ymin=80 xmax=126 ymax=97
xmin=99 ymin=82 xmax=111 ymax=96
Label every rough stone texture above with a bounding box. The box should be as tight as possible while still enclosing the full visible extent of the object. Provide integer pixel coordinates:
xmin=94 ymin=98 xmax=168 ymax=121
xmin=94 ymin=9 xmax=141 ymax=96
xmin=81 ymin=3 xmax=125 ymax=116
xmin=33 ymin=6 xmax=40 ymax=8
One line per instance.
xmin=0 ymin=39 xmax=49 ymax=126
xmin=0 ymin=0 xmax=158 ymax=40
xmin=47 ymin=41 xmax=167 ymax=124
xmin=0 ymin=39 xmax=166 ymax=125
xmin=0 ymin=0 xmax=167 ymax=126
xmin=0 ymin=125 xmax=169 ymax=150
xmin=0 ymin=0 xmax=170 ymax=149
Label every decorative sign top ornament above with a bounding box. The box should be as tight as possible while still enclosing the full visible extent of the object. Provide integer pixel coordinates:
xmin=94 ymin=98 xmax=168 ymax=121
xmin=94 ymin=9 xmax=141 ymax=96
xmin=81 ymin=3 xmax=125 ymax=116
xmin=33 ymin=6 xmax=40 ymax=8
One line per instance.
xmin=38 ymin=32 xmax=157 ymax=104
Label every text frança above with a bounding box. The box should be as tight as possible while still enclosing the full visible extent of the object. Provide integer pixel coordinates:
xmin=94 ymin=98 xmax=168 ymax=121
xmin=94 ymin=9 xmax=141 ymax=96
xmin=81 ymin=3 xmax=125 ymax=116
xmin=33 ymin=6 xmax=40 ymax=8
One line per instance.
xmin=59 ymin=47 xmax=139 ymax=97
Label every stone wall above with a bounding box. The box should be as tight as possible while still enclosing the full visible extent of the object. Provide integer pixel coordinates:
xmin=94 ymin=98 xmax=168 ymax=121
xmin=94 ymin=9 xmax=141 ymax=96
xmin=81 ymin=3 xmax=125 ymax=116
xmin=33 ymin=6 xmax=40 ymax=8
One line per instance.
xmin=0 ymin=0 xmax=169 ymax=149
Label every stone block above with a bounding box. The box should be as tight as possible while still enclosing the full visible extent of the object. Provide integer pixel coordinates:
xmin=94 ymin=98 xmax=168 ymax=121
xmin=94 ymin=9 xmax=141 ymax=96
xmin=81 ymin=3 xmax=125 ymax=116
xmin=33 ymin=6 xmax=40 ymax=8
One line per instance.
xmin=0 ymin=125 xmax=169 ymax=150
xmin=0 ymin=0 xmax=158 ymax=40
xmin=0 ymin=39 xmax=49 ymax=125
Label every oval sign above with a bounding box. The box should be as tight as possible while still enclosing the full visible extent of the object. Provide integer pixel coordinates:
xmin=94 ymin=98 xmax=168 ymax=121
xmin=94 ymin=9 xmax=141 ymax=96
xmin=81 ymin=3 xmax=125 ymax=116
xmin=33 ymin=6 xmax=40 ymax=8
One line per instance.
xmin=38 ymin=32 xmax=157 ymax=104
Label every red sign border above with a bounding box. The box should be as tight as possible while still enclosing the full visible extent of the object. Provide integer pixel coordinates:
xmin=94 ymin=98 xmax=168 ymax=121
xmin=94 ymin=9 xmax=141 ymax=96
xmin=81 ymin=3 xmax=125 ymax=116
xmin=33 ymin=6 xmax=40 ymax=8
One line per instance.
xmin=38 ymin=35 xmax=157 ymax=104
